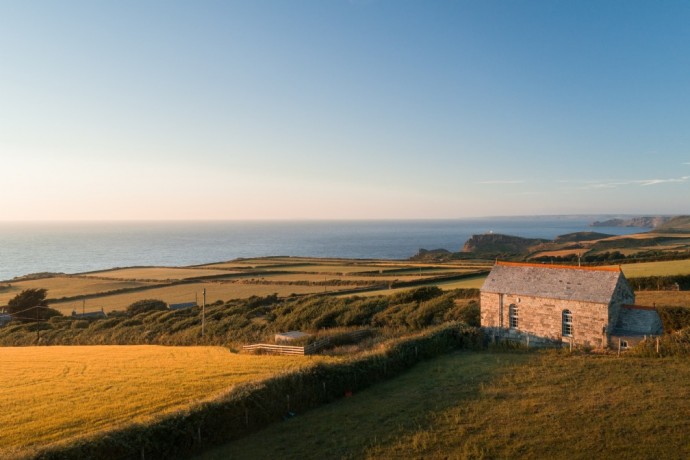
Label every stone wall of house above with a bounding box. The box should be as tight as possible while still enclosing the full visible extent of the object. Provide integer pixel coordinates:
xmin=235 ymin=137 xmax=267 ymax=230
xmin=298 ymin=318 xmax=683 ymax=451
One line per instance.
xmin=481 ymin=292 xmax=612 ymax=348
xmin=608 ymin=277 xmax=636 ymax=328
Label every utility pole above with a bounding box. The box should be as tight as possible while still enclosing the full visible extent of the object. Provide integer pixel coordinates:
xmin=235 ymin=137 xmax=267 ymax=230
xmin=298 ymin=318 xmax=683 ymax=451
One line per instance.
xmin=201 ymin=288 xmax=206 ymax=339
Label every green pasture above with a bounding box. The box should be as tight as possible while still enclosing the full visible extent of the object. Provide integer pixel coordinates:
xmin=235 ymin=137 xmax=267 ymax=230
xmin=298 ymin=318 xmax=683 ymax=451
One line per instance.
xmin=200 ymin=351 xmax=690 ymax=459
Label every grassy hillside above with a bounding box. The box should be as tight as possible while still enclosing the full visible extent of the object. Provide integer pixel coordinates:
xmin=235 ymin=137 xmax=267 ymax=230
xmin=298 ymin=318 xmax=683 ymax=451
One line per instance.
xmin=654 ymin=215 xmax=690 ymax=232
xmin=0 ymin=287 xmax=480 ymax=347
xmin=200 ymin=351 xmax=690 ymax=459
xmin=1 ymin=346 xmax=327 ymax=459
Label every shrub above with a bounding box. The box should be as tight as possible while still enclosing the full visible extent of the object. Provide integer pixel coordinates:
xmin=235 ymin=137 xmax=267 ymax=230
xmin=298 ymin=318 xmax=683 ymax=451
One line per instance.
xmin=657 ymin=306 xmax=690 ymax=333
xmin=127 ymin=299 xmax=168 ymax=316
xmin=444 ymin=300 xmax=481 ymax=327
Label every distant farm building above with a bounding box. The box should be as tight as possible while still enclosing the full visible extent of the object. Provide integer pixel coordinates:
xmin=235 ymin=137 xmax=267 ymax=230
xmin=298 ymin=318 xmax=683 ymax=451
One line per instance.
xmin=275 ymin=330 xmax=310 ymax=344
xmin=71 ymin=308 xmax=107 ymax=319
xmin=0 ymin=313 xmax=11 ymax=327
xmin=168 ymin=302 xmax=197 ymax=311
xmin=481 ymin=262 xmax=662 ymax=349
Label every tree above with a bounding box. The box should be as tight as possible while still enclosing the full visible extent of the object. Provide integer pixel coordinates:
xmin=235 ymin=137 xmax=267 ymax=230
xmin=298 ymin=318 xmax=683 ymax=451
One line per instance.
xmin=7 ymin=288 xmax=62 ymax=323
xmin=127 ymin=299 xmax=168 ymax=316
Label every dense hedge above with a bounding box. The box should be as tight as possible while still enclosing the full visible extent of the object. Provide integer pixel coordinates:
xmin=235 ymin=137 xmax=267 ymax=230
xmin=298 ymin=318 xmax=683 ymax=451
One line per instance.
xmin=0 ymin=288 xmax=480 ymax=347
xmin=656 ymin=306 xmax=690 ymax=333
xmin=627 ymin=275 xmax=690 ymax=291
xmin=629 ymin=326 xmax=690 ymax=357
xmin=31 ymin=323 xmax=482 ymax=460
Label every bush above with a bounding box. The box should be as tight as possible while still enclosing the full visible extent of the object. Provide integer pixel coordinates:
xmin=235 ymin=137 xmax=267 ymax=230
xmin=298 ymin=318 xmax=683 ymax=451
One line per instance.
xmin=444 ymin=300 xmax=481 ymax=327
xmin=127 ymin=299 xmax=168 ymax=316
xmin=657 ymin=306 xmax=690 ymax=333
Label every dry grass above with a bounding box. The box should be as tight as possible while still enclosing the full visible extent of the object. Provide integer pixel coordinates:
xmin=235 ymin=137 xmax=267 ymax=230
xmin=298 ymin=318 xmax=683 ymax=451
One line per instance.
xmin=635 ymin=290 xmax=690 ymax=307
xmin=0 ymin=346 xmax=330 ymax=458
xmin=82 ymin=267 xmax=237 ymax=281
xmin=50 ymin=281 xmax=351 ymax=314
xmin=275 ymin=264 xmax=396 ymax=274
xmin=258 ymin=273 xmax=438 ymax=283
xmin=342 ymin=275 xmax=487 ymax=298
xmin=0 ymin=277 xmax=157 ymax=305
xmin=201 ymin=351 xmax=690 ymax=460
xmin=530 ymin=249 xmax=582 ymax=258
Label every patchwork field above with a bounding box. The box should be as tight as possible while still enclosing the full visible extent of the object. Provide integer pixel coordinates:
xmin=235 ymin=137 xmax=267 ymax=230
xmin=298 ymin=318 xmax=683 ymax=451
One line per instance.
xmin=50 ymin=281 xmax=351 ymax=314
xmin=351 ymin=275 xmax=487 ymax=298
xmin=4 ymin=256 xmax=689 ymax=317
xmin=1 ymin=257 xmax=490 ymax=315
xmin=82 ymin=267 xmax=237 ymax=281
xmin=201 ymin=351 xmax=690 ymax=459
xmin=0 ymin=346 xmax=327 ymax=458
xmin=0 ymin=276 xmax=157 ymax=305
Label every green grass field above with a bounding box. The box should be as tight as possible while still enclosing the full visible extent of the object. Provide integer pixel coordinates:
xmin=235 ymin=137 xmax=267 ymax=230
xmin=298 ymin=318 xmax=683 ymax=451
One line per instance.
xmin=200 ymin=350 xmax=690 ymax=459
xmin=615 ymin=259 xmax=690 ymax=277
xmin=0 ymin=346 xmax=329 ymax=458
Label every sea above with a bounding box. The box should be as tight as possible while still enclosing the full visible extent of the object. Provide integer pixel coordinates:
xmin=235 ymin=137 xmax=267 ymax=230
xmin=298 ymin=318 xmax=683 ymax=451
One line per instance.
xmin=0 ymin=217 xmax=643 ymax=281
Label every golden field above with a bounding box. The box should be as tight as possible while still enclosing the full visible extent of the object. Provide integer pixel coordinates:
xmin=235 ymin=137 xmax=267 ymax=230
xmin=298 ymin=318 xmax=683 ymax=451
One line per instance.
xmin=0 ymin=276 xmax=157 ymax=305
xmin=82 ymin=267 xmax=237 ymax=281
xmin=0 ymin=346 xmax=327 ymax=458
xmin=612 ymin=259 xmax=690 ymax=277
xmin=50 ymin=281 xmax=352 ymax=314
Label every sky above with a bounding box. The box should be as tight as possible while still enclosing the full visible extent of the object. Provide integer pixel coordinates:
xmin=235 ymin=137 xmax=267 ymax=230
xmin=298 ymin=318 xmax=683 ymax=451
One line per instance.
xmin=1 ymin=0 xmax=689 ymax=220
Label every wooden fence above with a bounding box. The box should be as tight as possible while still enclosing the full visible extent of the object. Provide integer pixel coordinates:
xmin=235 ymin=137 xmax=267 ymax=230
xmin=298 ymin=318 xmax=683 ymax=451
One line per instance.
xmin=242 ymin=338 xmax=330 ymax=356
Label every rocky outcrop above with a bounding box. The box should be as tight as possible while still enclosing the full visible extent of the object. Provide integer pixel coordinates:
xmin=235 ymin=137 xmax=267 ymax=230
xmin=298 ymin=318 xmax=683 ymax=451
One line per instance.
xmin=591 ymin=216 xmax=671 ymax=228
xmin=462 ymin=233 xmax=547 ymax=255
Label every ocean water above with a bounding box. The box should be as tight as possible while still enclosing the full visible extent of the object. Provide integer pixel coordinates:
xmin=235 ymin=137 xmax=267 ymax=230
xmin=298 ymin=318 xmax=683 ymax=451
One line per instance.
xmin=0 ymin=218 xmax=642 ymax=281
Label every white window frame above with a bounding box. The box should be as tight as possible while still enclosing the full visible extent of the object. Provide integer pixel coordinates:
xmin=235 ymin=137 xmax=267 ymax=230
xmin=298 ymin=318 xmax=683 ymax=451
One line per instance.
xmin=562 ymin=309 xmax=573 ymax=337
xmin=509 ymin=304 xmax=519 ymax=329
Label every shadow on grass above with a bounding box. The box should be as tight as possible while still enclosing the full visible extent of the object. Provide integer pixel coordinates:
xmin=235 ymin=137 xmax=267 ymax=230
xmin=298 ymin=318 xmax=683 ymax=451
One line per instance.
xmin=196 ymin=350 xmax=533 ymax=460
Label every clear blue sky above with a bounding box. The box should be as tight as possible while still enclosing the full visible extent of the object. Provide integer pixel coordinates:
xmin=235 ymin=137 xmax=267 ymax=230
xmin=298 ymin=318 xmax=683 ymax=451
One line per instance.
xmin=1 ymin=1 xmax=688 ymax=220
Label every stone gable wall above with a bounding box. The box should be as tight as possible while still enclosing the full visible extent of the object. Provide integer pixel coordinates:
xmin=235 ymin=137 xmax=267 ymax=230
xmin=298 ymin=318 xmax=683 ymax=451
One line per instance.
xmin=608 ymin=277 xmax=636 ymax=327
xmin=481 ymin=292 xmax=613 ymax=348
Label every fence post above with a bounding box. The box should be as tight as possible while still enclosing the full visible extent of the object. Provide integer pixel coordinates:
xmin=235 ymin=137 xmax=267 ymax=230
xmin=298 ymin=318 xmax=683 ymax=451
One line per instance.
xmin=617 ymin=338 xmax=621 ymax=357
xmin=656 ymin=337 xmax=660 ymax=355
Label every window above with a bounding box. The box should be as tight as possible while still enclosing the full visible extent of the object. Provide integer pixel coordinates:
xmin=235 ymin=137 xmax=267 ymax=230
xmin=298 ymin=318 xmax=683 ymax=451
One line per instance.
xmin=562 ymin=309 xmax=573 ymax=337
xmin=509 ymin=304 xmax=518 ymax=329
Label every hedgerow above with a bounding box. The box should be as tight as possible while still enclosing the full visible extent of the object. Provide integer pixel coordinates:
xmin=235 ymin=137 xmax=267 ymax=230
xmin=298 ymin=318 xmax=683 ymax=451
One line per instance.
xmin=30 ymin=323 xmax=481 ymax=460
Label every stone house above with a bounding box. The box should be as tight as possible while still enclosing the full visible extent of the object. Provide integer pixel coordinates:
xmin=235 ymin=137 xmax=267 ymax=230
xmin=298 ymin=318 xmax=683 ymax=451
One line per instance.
xmin=480 ymin=262 xmax=662 ymax=349
xmin=71 ymin=307 xmax=107 ymax=319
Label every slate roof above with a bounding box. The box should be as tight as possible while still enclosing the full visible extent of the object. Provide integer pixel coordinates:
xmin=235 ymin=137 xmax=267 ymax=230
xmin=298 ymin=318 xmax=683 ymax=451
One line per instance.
xmin=0 ymin=313 xmax=11 ymax=326
xmin=481 ymin=262 xmax=624 ymax=304
xmin=611 ymin=306 xmax=663 ymax=336
xmin=169 ymin=302 xmax=197 ymax=310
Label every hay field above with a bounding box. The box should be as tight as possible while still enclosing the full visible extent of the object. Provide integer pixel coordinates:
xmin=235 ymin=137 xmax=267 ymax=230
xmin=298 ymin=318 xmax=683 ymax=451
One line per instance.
xmin=82 ymin=267 xmax=237 ymax=281
xmin=344 ymin=275 xmax=487 ymax=298
xmin=0 ymin=277 xmax=156 ymax=305
xmin=257 ymin=273 xmax=435 ymax=283
xmin=50 ymin=281 xmax=351 ymax=314
xmin=636 ymin=290 xmax=690 ymax=307
xmin=274 ymin=264 xmax=394 ymax=274
xmin=0 ymin=346 xmax=326 ymax=458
